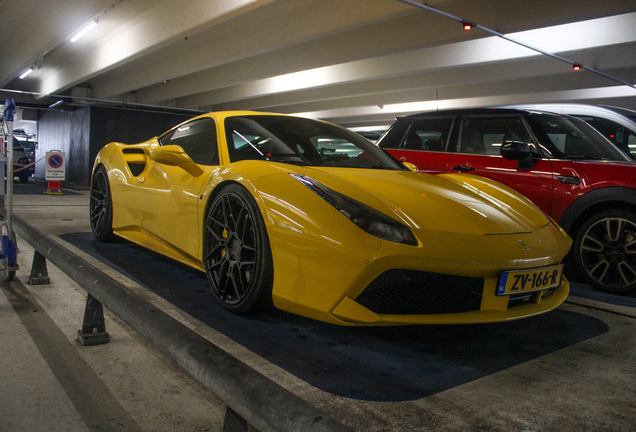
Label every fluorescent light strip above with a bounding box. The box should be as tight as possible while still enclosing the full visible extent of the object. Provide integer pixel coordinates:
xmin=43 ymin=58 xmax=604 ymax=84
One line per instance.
xmin=19 ymin=68 xmax=33 ymax=79
xmin=70 ymin=19 xmax=98 ymax=43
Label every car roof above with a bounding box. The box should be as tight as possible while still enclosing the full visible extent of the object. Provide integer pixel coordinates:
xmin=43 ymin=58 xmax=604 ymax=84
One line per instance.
xmin=401 ymin=107 xmax=545 ymax=119
xmin=599 ymin=104 xmax=636 ymax=117
xmin=501 ymin=103 xmax=636 ymax=128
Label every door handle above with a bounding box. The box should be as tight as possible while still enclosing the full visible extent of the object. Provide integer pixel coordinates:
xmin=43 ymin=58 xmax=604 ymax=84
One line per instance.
xmin=557 ymin=175 xmax=580 ymax=185
xmin=452 ymin=165 xmax=475 ymax=172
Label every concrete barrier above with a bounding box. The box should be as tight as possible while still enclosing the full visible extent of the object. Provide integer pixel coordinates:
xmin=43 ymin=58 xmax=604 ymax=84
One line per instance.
xmin=14 ymin=215 xmax=353 ymax=432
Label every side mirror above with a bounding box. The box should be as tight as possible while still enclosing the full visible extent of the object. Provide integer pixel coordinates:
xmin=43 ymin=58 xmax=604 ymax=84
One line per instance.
xmin=150 ymin=145 xmax=204 ymax=177
xmin=500 ymin=141 xmax=535 ymax=169
xmin=402 ymin=162 xmax=419 ymax=172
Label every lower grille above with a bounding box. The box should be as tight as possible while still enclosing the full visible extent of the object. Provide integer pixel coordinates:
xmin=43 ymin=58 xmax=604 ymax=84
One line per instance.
xmin=356 ymin=269 xmax=484 ymax=315
xmin=507 ymin=287 xmax=557 ymax=309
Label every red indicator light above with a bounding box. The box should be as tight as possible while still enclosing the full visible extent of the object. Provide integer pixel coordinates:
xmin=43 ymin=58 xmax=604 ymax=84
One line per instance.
xmin=573 ymin=64 xmax=581 ymax=71
xmin=463 ymin=22 xmax=472 ymax=30
xmin=610 ymin=134 xmax=615 ymax=138
xmin=266 ymin=152 xmax=272 ymax=157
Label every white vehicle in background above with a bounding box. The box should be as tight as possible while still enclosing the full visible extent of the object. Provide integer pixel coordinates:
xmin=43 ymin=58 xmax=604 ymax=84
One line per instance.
xmin=12 ymin=129 xmax=35 ymax=183
xmin=5 ymin=136 xmax=34 ymax=183
xmin=503 ymin=104 xmax=636 ymax=159
xmin=13 ymin=143 xmax=33 ymax=183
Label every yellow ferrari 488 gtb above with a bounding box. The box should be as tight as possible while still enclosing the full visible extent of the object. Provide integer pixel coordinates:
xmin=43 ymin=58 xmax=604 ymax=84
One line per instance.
xmin=90 ymin=111 xmax=572 ymax=326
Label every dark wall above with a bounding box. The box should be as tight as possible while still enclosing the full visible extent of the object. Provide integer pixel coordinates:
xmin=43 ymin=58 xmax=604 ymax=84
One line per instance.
xmin=37 ymin=106 xmax=193 ymax=186
xmin=37 ymin=109 xmax=74 ymax=180
xmin=70 ymin=107 xmax=91 ymax=186
xmin=89 ymin=106 xmax=192 ymax=185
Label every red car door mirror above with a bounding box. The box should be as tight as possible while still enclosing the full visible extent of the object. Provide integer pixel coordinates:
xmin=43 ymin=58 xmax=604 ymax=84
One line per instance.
xmin=500 ymin=141 xmax=535 ymax=169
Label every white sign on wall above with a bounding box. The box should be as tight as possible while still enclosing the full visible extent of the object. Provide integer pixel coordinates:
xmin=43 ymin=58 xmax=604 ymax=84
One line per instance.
xmin=45 ymin=151 xmax=66 ymax=180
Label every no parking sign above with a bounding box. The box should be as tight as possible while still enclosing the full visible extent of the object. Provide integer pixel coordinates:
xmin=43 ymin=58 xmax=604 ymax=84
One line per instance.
xmin=45 ymin=151 xmax=66 ymax=180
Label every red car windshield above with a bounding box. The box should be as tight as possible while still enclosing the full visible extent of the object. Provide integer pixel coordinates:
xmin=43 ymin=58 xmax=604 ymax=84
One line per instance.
xmin=529 ymin=113 xmax=631 ymax=161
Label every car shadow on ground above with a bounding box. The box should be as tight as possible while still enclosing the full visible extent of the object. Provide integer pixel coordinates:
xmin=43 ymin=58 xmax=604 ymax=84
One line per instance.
xmin=61 ymin=232 xmax=609 ymax=402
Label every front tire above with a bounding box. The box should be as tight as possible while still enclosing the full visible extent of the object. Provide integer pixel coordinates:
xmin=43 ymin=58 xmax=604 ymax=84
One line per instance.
xmin=204 ymin=184 xmax=273 ymax=314
xmin=574 ymin=209 xmax=636 ymax=294
xmin=89 ymin=166 xmax=114 ymax=242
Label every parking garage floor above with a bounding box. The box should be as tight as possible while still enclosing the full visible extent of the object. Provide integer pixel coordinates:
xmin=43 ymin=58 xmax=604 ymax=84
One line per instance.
xmin=1 ymin=181 xmax=636 ymax=432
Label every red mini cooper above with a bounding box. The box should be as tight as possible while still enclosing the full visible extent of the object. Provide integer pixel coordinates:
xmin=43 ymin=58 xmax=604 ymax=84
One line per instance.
xmin=379 ymin=108 xmax=636 ymax=294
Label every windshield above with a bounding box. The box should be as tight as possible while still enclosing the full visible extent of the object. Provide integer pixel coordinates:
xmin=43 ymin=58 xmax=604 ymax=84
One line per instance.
xmin=529 ymin=113 xmax=630 ymax=161
xmin=224 ymin=115 xmax=403 ymax=170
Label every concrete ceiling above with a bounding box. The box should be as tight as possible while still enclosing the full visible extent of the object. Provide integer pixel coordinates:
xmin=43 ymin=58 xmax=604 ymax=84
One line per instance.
xmin=2 ymin=0 xmax=636 ymax=129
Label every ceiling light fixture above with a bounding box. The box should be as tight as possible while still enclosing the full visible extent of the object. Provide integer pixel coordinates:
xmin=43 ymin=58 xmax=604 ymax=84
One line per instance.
xmin=396 ymin=0 xmax=636 ymax=89
xmin=19 ymin=68 xmax=34 ymax=79
xmin=49 ymin=100 xmax=65 ymax=108
xmin=70 ymin=18 xmax=99 ymax=43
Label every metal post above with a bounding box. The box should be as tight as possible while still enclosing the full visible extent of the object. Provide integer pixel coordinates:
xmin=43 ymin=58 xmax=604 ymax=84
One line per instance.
xmin=1 ymin=98 xmax=19 ymax=281
xmin=222 ymin=406 xmax=248 ymax=432
xmin=5 ymin=103 xmax=13 ymax=238
xmin=77 ymin=293 xmax=110 ymax=346
xmin=28 ymin=250 xmax=51 ymax=285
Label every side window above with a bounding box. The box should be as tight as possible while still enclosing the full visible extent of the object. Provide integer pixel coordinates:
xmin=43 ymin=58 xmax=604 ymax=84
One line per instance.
xmin=401 ymin=117 xmax=454 ymax=151
xmin=460 ymin=117 xmax=533 ymax=155
xmin=573 ymin=115 xmax=636 ymax=159
xmin=159 ymin=118 xmax=219 ymax=165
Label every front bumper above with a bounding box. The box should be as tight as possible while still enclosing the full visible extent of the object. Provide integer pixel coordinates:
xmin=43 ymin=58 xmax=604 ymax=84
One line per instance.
xmin=330 ymin=273 xmax=569 ymax=326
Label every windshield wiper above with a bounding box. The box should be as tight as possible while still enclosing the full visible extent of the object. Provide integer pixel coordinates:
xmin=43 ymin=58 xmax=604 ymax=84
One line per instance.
xmin=266 ymin=153 xmax=310 ymax=166
xmin=322 ymin=161 xmax=395 ymax=170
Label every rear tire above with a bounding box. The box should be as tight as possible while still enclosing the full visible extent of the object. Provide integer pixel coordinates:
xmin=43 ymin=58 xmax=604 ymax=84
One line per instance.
xmin=203 ymin=184 xmax=273 ymax=314
xmin=574 ymin=209 xmax=636 ymax=294
xmin=89 ymin=166 xmax=114 ymax=242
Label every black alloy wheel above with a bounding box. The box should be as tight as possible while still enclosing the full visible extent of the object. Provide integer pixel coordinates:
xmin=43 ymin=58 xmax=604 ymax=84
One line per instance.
xmin=89 ymin=166 xmax=114 ymax=242
xmin=575 ymin=209 xmax=636 ymax=294
xmin=204 ymin=184 xmax=273 ymax=314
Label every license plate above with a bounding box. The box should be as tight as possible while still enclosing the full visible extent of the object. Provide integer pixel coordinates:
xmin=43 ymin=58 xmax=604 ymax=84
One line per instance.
xmin=497 ymin=265 xmax=563 ymax=296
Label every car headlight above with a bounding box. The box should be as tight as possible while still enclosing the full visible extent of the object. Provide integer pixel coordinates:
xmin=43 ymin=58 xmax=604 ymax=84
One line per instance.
xmin=290 ymin=174 xmax=418 ymax=246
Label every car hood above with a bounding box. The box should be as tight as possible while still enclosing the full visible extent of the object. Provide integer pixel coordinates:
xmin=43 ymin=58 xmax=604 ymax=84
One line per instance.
xmin=285 ymin=166 xmax=550 ymax=236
